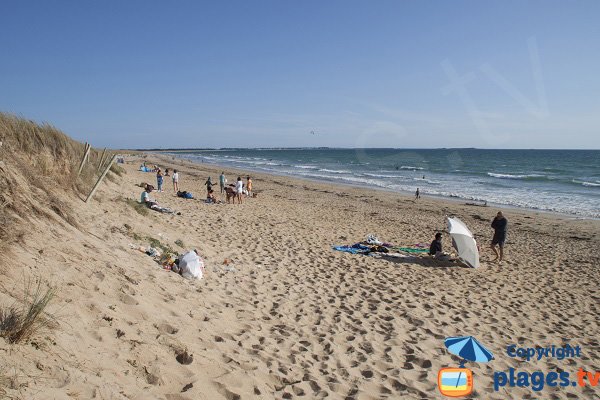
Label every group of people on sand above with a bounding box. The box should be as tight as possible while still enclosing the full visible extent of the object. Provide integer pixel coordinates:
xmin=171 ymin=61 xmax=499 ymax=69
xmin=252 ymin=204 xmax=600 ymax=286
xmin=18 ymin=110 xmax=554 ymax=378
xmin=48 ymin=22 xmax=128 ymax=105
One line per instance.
xmin=429 ymin=211 xmax=508 ymax=263
xmin=140 ymin=165 xmax=255 ymax=210
xmin=151 ymin=167 xmax=180 ymax=193
xmin=204 ymin=172 xmax=253 ymax=204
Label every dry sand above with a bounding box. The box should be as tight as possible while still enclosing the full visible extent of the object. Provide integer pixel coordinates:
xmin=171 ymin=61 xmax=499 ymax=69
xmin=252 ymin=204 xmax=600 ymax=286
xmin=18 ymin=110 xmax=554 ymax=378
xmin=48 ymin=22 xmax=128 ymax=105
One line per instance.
xmin=0 ymin=153 xmax=598 ymax=399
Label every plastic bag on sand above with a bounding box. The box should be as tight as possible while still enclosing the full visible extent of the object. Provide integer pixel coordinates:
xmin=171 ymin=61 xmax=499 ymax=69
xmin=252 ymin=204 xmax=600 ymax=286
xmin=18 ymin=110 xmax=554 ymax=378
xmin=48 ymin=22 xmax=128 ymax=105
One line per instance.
xmin=366 ymin=234 xmax=382 ymax=245
xmin=179 ymin=251 xmax=205 ymax=280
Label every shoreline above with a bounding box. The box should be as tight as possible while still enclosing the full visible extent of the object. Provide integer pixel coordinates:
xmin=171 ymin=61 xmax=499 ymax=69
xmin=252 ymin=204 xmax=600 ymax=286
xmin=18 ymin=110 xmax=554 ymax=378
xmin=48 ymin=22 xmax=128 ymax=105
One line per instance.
xmin=158 ymin=152 xmax=599 ymax=222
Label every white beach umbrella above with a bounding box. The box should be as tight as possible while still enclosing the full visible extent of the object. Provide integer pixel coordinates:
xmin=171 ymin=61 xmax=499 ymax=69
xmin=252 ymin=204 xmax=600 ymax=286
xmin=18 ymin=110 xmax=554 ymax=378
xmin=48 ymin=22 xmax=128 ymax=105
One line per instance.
xmin=447 ymin=217 xmax=480 ymax=268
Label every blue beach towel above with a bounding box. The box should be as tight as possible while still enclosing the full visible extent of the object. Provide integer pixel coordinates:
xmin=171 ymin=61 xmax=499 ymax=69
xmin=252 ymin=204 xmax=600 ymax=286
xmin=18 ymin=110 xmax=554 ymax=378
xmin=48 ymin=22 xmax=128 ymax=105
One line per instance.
xmin=332 ymin=243 xmax=371 ymax=254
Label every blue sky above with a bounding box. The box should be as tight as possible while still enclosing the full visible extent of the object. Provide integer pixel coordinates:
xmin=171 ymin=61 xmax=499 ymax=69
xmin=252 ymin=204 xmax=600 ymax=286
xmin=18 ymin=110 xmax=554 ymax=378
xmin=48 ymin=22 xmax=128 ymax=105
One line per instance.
xmin=1 ymin=1 xmax=599 ymax=149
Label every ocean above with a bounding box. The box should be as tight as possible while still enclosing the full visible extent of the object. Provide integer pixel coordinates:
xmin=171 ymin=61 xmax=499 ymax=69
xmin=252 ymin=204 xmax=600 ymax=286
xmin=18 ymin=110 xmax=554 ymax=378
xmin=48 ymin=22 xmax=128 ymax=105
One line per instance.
xmin=168 ymin=149 xmax=600 ymax=219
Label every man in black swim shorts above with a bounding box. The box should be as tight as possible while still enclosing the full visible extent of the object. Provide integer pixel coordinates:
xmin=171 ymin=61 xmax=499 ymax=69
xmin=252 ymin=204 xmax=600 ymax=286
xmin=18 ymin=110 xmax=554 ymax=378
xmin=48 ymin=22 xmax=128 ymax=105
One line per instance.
xmin=490 ymin=211 xmax=508 ymax=262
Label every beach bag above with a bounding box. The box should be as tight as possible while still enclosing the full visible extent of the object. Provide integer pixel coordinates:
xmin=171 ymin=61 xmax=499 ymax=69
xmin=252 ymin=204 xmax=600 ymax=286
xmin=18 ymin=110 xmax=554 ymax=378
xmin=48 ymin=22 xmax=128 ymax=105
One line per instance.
xmin=177 ymin=191 xmax=194 ymax=199
xmin=179 ymin=251 xmax=204 ymax=280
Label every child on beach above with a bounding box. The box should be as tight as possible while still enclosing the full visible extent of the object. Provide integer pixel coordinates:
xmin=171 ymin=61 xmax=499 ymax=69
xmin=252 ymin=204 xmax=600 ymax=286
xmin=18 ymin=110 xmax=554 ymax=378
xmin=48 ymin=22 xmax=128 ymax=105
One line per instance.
xmin=206 ymin=189 xmax=217 ymax=203
xmin=172 ymin=169 xmax=179 ymax=193
xmin=205 ymin=177 xmax=213 ymax=196
xmin=247 ymin=176 xmax=252 ymax=197
xmin=156 ymin=169 xmax=164 ymax=192
xmin=236 ymin=177 xmax=243 ymax=204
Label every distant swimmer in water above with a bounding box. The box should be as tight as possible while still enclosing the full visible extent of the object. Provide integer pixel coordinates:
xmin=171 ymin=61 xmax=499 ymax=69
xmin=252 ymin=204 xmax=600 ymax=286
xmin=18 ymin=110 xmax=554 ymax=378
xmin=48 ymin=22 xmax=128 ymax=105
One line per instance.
xmin=422 ymin=175 xmax=425 ymax=179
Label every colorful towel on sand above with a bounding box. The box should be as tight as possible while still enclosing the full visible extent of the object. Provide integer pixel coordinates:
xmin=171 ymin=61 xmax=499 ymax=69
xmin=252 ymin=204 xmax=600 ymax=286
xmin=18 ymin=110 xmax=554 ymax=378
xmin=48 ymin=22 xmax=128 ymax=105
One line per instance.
xmin=395 ymin=247 xmax=429 ymax=253
xmin=332 ymin=243 xmax=370 ymax=254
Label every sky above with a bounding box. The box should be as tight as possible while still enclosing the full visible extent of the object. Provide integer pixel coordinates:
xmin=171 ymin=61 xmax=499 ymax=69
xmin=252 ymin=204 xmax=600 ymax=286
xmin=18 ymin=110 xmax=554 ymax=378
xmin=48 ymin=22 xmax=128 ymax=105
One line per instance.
xmin=1 ymin=0 xmax=599 ymax=149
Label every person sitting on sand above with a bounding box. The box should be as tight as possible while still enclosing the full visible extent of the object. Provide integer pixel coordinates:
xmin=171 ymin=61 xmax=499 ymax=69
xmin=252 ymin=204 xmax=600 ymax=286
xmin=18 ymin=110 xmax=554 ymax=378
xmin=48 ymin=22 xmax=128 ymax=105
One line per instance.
xmin=429 ymin=232 xmax=451 ymax=261
xmin=206 ymin=189 xmax=217 ymax=203
xmin=490 ymin=211 xmax=508 ymax=262
xmin=429 ymin=232 xmax=442 ymax=256
xmin=141 ymin=185 xmax=177 ymax=214
xmin=141 ymin=185 xmax=158 ymax=208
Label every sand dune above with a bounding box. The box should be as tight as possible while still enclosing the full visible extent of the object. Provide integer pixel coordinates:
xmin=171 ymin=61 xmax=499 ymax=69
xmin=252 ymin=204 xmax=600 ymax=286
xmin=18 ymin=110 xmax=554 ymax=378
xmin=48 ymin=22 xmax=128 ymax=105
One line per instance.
xmin=0 ymin=153 xmax=598 ymax=399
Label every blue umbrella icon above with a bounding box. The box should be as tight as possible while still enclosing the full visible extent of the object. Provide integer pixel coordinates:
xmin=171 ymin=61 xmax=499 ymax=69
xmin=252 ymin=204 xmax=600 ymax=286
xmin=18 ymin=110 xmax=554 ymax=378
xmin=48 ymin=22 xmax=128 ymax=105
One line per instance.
xmin=444 ymin=336 xmax=494 ymax=388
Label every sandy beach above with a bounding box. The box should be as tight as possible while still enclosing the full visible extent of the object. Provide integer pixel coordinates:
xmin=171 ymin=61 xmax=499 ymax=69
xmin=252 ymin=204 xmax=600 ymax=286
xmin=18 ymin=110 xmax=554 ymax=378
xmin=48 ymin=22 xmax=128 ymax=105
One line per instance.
xmin=0 ymin=151 xmax=597 ymax=399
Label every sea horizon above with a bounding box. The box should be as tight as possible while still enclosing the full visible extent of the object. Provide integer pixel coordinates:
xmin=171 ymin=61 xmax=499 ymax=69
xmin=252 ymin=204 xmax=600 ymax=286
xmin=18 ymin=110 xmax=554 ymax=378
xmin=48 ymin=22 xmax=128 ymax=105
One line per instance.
xmin=135 ymin=147 xmax=600 ymax=151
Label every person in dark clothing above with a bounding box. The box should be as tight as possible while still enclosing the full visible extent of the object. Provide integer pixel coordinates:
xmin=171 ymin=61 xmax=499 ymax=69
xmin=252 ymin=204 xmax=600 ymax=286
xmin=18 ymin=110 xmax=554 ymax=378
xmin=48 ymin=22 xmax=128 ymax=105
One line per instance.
xmin=415 ymin=188 xmax=420 ymax=200
xmin=429 ymin=232 xmax=443 ymax=256
xmin=490 ymin=211 xmax=508 ymax=262
xmin=205 ymin=177 xmax=213 ymax=196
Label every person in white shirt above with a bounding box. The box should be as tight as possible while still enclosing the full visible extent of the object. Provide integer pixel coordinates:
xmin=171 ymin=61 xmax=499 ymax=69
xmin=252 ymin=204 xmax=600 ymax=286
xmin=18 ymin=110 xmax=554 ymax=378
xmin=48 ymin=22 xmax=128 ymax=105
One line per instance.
xmin=172 ymin=169 xmax=179 ymax=193
xmin=141 ymin=185 xmax=157 ymax=208
xmin=235 ymin=176 xmax=243 ymax=204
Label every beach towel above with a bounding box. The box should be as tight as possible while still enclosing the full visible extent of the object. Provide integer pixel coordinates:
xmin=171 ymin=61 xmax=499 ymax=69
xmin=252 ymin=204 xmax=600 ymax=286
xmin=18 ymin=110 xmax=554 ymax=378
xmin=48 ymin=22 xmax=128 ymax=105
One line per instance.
xmin=394 ymin=247 xmax=429 ymax=254
xmin=150 ymin=204 xmax=175 ymax=214
xmin=332 ymin=243 xmax=371 ymax=254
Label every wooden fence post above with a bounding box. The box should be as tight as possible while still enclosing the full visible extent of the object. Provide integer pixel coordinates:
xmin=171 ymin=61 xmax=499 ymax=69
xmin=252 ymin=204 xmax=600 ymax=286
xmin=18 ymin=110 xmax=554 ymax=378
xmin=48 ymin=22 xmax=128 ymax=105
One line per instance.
xmin=97 ymin=148 xmax=107 ymax=172
xmin=77 ymin=143 xmax=91 ymax=177
xmin=85 ymin=155 xmax=117 ymax=203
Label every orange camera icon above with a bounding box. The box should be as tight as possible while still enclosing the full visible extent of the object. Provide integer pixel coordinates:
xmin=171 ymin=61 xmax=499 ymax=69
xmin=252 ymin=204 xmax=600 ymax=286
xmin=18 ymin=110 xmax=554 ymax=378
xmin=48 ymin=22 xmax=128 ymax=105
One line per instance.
xmin=438 ymin=367 xmax=473 ymax=397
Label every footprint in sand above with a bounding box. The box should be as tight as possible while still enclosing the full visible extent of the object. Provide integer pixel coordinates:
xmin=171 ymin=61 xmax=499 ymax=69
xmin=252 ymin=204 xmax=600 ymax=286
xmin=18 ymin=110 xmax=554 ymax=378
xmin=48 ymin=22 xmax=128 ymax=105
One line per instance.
xmin=154 ymin=322 xmax=178 ymax=335
xmin=118 ymin=293 xmax=138 ymax=306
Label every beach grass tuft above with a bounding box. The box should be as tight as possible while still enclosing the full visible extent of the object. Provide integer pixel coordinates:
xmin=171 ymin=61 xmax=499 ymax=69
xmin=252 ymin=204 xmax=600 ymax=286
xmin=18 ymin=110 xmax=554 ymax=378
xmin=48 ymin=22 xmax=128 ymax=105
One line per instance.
xmin=0 ymin=280 xmax=56 ymax=344
xmin=125 ymin=198 xmax=149 ymax=216
xmin=110 ymin=164 xmax=125 ymax=176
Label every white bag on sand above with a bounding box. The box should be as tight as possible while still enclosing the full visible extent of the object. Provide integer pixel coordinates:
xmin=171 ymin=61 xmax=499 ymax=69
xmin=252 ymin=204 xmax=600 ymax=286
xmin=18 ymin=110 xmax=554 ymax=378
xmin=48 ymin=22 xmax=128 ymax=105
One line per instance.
xmin=179 ymin=251 xmax=204 ymax=280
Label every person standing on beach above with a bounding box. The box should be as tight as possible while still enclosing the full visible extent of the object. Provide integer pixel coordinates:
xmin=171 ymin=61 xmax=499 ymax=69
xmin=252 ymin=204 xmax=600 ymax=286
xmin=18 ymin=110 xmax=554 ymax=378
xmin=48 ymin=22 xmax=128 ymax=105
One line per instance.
xmin=415 ymin=188 xmax=420 ymax=200
xmin=172 ymin=169 xmax=179 ymax=193
xmin=236 ymin=176 xmax=243 ymax=204
xmin=247 ymin=176 xmax=252 ymax=197
xmin=156 ymin=168 xmax=164 ymax=192
xmin=490 ymin=211 xmax=508 ymax=262
xmin=219 ymin=172 xmax=226 ymax=194
xmin=205 ymin=177 xmax=213 ymax=196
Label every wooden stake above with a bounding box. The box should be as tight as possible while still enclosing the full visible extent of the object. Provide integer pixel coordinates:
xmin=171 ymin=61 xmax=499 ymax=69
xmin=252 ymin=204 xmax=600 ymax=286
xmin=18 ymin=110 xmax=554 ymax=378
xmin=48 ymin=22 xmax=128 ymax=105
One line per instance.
xmin=85 ymin=155 xmax=116 ymax=203
xmin=97 ymin=148 xmax=107 ymax=172
xmin=77 ymin=143 xmax=91 ymax=177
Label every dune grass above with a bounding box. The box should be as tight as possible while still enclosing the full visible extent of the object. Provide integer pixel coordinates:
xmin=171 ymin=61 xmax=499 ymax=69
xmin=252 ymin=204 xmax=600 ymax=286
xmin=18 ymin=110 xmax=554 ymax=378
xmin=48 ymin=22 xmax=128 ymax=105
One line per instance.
xmin=0 ymin=280 xmax=56 ymax=344
xmin=0 ymin=112 xmax=115 ymax=251
xmin=125 ymin=198 xmax=149 ymax=216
